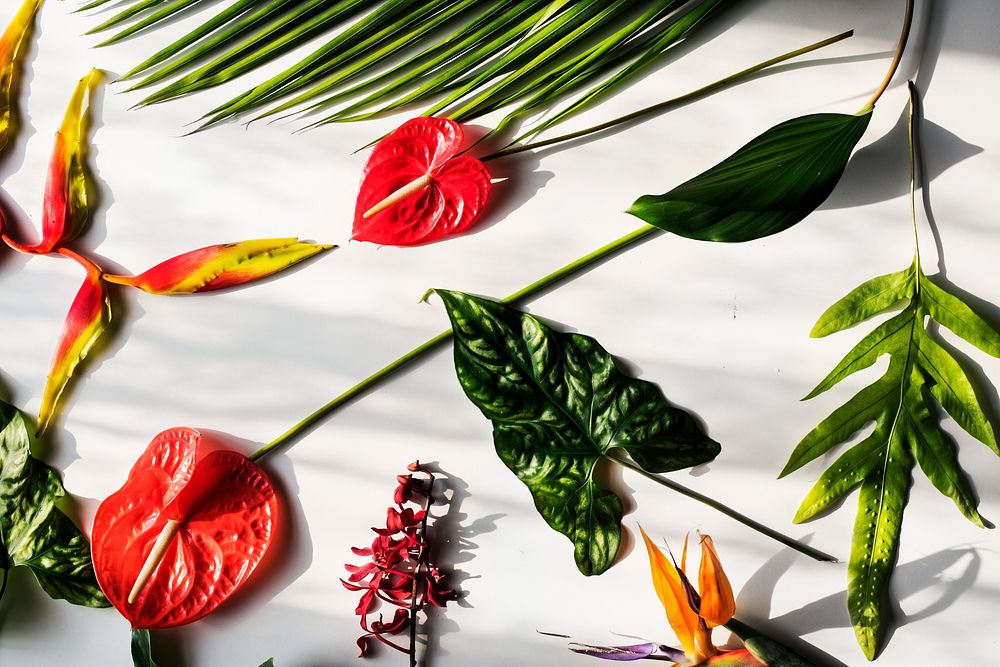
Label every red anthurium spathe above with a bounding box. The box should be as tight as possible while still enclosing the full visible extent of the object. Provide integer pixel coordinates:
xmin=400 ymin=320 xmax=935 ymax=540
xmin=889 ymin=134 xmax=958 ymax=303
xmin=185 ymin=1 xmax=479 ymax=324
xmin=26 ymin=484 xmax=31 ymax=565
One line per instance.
xmin=102 ymin=237 xmax=333 ymax=294
xmin=353 ymin=117 xmax=491 ymax=246
xmin=36 ymin=248 xmax=110 ymax=435
xmin=0 ymin=0 xmax=41 ymax=154
xmin=3 ymin=69 xmax=100 ymax=254
xmin=92 ymin=427 xmax=278 ymax=629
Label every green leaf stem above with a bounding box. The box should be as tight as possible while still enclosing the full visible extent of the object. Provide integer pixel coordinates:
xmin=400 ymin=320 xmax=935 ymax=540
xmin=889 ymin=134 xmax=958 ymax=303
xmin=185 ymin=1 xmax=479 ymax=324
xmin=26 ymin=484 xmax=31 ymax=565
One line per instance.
xmin=434 ymin=289 xmax=719 ymax=576
xmin=0 ymin=400 xmax=108 ymax=608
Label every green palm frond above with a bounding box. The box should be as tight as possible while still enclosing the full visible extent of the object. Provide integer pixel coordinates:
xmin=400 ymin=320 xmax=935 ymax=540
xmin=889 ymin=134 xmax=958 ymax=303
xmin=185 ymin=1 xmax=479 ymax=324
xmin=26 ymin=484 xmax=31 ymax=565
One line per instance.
xmin=79 ymin=0 xmax=735 ymax=134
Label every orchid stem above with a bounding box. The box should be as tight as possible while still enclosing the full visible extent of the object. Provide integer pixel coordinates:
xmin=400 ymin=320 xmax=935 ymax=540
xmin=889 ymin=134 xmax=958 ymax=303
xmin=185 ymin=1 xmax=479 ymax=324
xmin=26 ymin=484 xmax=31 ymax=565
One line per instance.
xmin=605 ymin=451 xmax=838 ymax=563
xmin=861 ymin=0 xmax=914 ymax=111
xmin=250 ymin=225 xmax=660 ymax=461
xmin=409 ymin=473 xmax=435 ymax=667
xmin=480 ymin=29 xmax=854 ymax=163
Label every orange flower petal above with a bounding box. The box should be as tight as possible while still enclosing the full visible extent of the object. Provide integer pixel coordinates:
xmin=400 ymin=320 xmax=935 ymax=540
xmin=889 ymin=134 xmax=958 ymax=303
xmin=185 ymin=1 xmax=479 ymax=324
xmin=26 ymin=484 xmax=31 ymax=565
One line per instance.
xmin=36 ymin=248 xmax=111 ymax=434
xmin=697 ymin=533 xmax=736 ymax=627
xmin=639 ymin=526 xmax=700 ymax=658
xmin=0 ymin=0 xmax=41 ymax=154
xmin=102 ymin=238 xmax=334 ymax=295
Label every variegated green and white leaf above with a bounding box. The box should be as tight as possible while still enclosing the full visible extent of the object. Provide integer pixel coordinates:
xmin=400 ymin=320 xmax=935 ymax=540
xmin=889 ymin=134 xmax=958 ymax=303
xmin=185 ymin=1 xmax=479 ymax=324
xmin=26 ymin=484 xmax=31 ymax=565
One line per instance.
xmin=435 ymin=289 xmax=719 ymax=576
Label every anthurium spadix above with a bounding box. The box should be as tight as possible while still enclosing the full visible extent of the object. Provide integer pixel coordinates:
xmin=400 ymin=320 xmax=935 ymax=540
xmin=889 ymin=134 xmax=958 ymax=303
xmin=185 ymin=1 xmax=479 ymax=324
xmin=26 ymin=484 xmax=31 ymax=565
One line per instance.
xmin=0 ymin=0 xmax=41 ymax=155
xmin=36 ymin=248 xmax=111 ymax=435
xmin=5 ymin=69 xmax=101 ymax=254
xmin=103 ymin=238 xmax=334 ymax=294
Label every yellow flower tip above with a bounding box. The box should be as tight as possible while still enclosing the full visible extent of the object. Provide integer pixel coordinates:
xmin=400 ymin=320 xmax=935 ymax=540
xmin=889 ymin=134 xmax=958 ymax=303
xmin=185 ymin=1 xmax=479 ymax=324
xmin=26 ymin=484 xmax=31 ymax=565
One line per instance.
xmin=696 ymin=533 xmax=736 ymax=627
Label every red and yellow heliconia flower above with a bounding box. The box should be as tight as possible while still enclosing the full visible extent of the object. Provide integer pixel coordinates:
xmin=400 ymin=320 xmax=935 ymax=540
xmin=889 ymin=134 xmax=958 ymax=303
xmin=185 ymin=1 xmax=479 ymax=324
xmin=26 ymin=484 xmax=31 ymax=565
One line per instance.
xmin=0 ymin=0 xmax=41 ymax=155
xmin=36 ymin=247 xmax=111 ymax=435
xmin=4 ymin=69 xmax=101 ymax=255
xmin=639 ymin=527 xmax=762 ymax=667
xmin=102 ymin=238 xmax=334 ymax=295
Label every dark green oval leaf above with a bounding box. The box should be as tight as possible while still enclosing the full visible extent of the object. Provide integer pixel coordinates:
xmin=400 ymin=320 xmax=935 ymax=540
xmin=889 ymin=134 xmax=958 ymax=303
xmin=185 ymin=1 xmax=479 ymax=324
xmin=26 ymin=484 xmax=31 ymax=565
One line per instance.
xmin=434 ymin=289 xmax=719 ymax=576
xmin=0 ymin=400 xmax=108 ymax=608
xmin=627 ymin=111 xmax=872 ymax=242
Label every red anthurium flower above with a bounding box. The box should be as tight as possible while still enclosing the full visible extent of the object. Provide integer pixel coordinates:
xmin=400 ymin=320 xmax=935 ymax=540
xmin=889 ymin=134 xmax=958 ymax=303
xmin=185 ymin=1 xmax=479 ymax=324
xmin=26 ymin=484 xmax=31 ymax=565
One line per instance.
xmin=0 ymin=0 xmax=41 ymax=154
xmin=36 ymin=248 xmax=110 ymax=435
xmin=102 ymin=238 xmax=333 ymax=295
xmin=353 ymin=117 xmax=491 ymax=246
xmin=4 ymin=69 xmax=100 ymax=255
xmin=92 ymin=427 xmax=278 ymax=629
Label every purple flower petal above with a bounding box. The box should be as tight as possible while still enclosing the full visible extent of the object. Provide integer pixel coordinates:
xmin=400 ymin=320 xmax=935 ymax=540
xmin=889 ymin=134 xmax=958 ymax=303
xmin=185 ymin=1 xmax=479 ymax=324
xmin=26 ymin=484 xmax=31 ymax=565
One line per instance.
xmin=568 ymin=642 xmax=657 ymax=661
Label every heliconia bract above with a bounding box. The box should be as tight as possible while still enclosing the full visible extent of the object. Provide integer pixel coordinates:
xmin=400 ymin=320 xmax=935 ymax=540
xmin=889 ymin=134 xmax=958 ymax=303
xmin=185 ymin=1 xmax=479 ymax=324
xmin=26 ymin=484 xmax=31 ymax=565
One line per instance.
xmin=36 ymin=248 xmax=110 ymax=435
xmin=3 ymin=69 xmax=100 ymax=254
xmin=102 ymin=237 xmax=334 ymax=294
xmin=0 ymin=0 xmax=41 ymax=155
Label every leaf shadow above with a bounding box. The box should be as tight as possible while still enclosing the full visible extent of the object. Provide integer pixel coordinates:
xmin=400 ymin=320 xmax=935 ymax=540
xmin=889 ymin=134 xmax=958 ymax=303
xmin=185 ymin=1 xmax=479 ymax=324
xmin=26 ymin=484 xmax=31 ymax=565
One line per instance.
xmin=822 ymin=0 xmax=983 ymax=213
xmin=419 ymin=461 xmax=505 ymax=667
xmin=765 ymin=547 xmax=982 ymax=639
xmin=732 ymin=542 xmax=849 ymax=667
xmin=821 ymin=108 xmax=982 ymax=212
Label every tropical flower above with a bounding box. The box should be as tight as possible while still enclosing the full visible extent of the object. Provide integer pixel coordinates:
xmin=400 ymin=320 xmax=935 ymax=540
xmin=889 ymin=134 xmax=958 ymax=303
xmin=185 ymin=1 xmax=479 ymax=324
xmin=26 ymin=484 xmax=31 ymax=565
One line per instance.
xmin=567 ymin=529 xmax=818 ymax=666
xmin=353 ymin=117 xmax=491 ymax=246
xmin=635 ymin=527 xmax=758 ymax=666
xmin=343 ymin=461 xmax=457 ymax=663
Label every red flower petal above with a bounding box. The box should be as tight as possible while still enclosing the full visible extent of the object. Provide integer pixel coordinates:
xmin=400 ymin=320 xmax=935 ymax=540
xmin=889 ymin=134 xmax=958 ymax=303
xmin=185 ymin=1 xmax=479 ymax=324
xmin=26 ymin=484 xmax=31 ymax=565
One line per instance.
xmin=92 ymin=427 xmax=278 ymax=629
xmin=353 ymin=117 xmax=491 ymax=246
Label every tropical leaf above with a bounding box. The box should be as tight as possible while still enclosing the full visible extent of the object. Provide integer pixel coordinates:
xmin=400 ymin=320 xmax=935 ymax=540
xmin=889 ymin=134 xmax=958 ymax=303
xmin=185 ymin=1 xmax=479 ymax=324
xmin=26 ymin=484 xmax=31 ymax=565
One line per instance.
xmin=77 ymin=0 xmax=733 ymax=133
xmin=627 ymin=111 xmax=872 ymax=242
xmin=781 ymin=263 xmax=998 ymax=659
xmin=0 ymin=399 xmax=108 ymax=608
xmin=434 ymin=289 xmax=720 ymax=576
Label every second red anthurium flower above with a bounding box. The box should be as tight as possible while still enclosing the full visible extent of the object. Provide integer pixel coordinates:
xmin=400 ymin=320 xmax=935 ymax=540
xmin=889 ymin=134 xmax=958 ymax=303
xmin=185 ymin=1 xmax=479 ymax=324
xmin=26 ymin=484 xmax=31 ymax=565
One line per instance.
xmin=353 ymin=117 xmax=491 ymax=246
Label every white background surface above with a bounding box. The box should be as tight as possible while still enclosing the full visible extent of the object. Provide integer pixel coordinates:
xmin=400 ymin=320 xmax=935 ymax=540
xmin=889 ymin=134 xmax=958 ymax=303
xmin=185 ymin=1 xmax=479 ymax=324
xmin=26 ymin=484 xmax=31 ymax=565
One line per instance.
xmin=1 ymin=1 xmax=999 ymax=665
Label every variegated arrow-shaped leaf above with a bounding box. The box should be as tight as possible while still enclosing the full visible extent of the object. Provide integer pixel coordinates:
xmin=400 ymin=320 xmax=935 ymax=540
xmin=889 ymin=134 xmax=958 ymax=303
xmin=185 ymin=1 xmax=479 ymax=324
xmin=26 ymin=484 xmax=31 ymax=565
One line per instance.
xmin=434 ymin=289 xmax=719 ymax=576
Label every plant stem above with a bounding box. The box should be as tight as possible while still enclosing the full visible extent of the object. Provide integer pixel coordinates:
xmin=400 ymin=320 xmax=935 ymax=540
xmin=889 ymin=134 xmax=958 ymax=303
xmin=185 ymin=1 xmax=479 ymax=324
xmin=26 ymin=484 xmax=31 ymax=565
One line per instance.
xmin=862 ymin=0 xmax=915 ymax=111
xmin=480 ymin=29 xmax=855 ymax=162
xmin=408 ymin=473 xmax=435 ymax=667
xmin=250 ymin=225 xmax=660 ymax=461
xmin=0 ymin=568 xmax=7 ymax=607
xmin=906 ymin=80 xmax=921 ymax=276
xmin=604 ymin=451 xmax=838 ymax=562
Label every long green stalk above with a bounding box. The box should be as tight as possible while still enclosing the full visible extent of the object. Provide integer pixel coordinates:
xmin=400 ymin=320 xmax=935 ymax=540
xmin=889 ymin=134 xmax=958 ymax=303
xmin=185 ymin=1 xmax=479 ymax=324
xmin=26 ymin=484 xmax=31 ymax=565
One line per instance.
xmin=251 ymin=225 xmax=660 ymax=460
xmin=861 ymin=0 xmax=914 ymax=111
